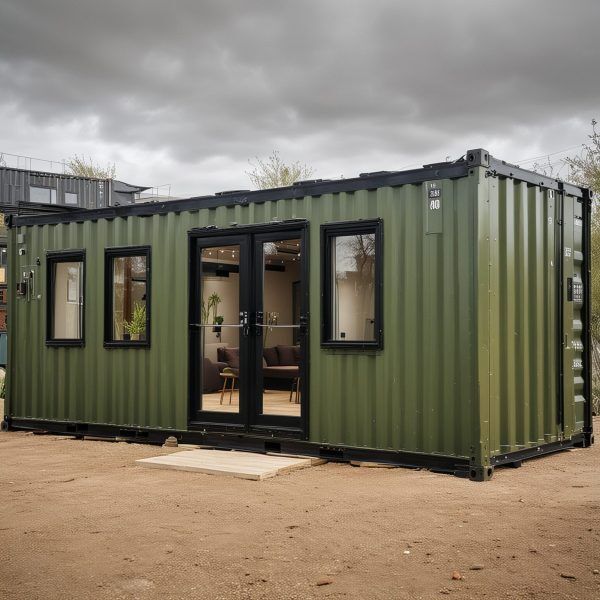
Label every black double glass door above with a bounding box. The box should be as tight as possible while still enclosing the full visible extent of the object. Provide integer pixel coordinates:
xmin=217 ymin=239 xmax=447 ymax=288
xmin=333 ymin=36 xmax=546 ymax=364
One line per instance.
xmin=189 ymin=224 xmax=307 ymax=435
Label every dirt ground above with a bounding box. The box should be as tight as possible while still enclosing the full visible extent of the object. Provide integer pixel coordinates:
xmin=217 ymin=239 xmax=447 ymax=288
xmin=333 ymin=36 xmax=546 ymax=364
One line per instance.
xmin=0 ymin=423 xmax=599 ymax=600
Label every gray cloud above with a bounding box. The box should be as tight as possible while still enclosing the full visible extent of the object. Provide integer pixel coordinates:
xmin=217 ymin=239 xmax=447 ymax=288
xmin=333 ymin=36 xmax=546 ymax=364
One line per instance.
xmin=0 ymin=0 xmax=598 ymax=195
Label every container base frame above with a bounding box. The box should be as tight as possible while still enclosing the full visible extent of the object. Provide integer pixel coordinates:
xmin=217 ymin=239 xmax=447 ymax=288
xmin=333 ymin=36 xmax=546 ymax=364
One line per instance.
xmin=3 ymin=417 xmax=590 ymax=481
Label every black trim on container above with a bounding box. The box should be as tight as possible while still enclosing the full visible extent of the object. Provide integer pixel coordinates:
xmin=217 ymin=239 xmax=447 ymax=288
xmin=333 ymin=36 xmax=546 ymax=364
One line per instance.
xmin=45 ymin=249 xmax=86 ymax=347
xmin=187 ymin=220 xmax=310 ymax=440
xmin=557 ymin=191 xmax=565 ymax=432
xmin=581 ymin=188 xmax=594 ymax=446
xmin=9 ymin=151 xmax=590 ymax=231
xmin=5 ymin=417 xmax=590 ymax=479
xmin=103 ymin=246 xmax=151 ymax=348
xmin=6 ymin=417 xmax=470 ymax=477
xmin=188 ymin=233 xmax=250 ymax=428
xmin=491 ymin=434 xmax=586 ymax=466
xmin=10 ymin=162 xmax=474 ymax=228
xmin=189 ymin=220 xmax=309 ymax=238
xmin=321 ymin=219 xmax=383 ymax=350
xmin=488 ymin=157 xmax=584 ymax=198
xmin=250 ymin=226 xmax=309 ymax=436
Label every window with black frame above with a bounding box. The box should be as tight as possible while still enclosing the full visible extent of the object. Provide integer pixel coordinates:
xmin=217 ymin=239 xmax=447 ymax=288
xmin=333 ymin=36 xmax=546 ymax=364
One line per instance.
xmin=47 ymin=251 xmax=85 ymax=345
xmin=30 ymin=186 xmax=57 ymax=204
xmin=105 ymin=247 xmax=150 ymax=347
xmin=321 ymin=220 xmax=383 ymax=349
xmin=65 ymin=192 xmax=78 ymax=205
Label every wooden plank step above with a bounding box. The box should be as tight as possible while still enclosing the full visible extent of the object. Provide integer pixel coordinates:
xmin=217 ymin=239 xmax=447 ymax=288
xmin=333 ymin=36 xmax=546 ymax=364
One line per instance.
xmin=266 ymin=452 xmax=327 ymax=466
xmin=136 ymin=449 xmax=315 ymax=480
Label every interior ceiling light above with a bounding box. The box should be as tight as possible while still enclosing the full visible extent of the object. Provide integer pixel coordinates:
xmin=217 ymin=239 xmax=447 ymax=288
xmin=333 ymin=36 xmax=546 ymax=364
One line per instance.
xmin=264 ymin=242 xmax=278 ymax=256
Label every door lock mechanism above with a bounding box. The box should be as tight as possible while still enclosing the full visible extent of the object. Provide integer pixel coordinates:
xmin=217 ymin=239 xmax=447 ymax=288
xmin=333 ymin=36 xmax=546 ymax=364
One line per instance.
xmin=239 ymin=311 xmax=249 ymax=336
xmin=299 ymin=315 xmax=308 ymax=336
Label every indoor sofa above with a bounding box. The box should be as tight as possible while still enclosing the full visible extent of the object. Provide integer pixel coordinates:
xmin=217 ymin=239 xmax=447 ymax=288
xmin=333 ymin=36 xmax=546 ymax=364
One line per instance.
xmin=215 ymin=344 xmax=300 ymax=389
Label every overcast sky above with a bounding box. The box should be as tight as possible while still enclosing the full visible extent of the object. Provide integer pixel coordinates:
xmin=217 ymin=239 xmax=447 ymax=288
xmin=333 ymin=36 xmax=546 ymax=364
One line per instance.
xmin=0 ymin=0 xmax=598 ymax=197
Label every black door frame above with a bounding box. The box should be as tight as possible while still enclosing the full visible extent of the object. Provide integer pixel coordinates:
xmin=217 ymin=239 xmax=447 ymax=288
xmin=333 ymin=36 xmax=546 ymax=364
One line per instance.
xmin=250 ymin=229 xmax=309 ymax=433
xmin=557 ymin=191 xmax=565 ymax=435
xmin=188 ymin=232 xmax=250 ymax=429
xmin=188 ymin=221 xmax=309 ymax=438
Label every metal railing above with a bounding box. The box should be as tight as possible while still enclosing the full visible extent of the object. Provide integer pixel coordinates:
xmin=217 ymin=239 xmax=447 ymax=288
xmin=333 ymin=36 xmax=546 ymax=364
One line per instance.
xmin=0 ymin=151 xmax=68 ymax=174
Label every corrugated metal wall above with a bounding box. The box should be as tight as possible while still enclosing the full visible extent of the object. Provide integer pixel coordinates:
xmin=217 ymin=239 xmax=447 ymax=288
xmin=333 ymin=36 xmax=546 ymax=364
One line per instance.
xmin=0 ymin=168 xmax=111 ymax=208
xmin=484 ymin=176 xmax=586 ymax=457
xmin=308 ymin=179 xmax=477 ymax=457
xmin=562 ymin=194 xmax=586 ymax=437
xmin=486 ymin=177 xmax=558 ymax=454
xmin=7 ymin=175 xmax=479 ymax=459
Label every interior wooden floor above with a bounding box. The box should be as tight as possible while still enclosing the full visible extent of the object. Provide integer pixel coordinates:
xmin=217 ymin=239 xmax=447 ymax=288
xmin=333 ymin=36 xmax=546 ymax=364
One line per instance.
xmin=201 ymin=389 xmax=301 ymax=417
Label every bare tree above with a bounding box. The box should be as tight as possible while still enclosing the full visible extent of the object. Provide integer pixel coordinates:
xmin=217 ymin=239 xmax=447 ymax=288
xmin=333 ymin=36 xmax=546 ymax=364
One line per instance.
xmin=565 ymin=119 xmax=600 ymax=192
xmin=348 ymin=234 xmax=375 ymax=281
xmin=531 ymin=156 xmax=558 ymax=178
xmin=246 ymin=150 xmax=314 ymax=190
xmin=66 ymin=154 xmax=116 ymax=179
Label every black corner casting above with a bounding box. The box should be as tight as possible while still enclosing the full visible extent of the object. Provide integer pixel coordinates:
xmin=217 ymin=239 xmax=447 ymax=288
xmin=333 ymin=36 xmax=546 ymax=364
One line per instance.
xmin=466 ymin=149 xmax=490 ymax=168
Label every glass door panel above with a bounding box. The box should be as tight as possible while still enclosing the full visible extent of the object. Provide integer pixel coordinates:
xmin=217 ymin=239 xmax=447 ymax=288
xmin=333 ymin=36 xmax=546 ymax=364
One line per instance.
xmin=256 ymin=237 xmax=303 ymax=418
xmin=198 ymin=244 xmax=243 ymax=415
xmin=190 ymin=226 xmax=307 ymax=435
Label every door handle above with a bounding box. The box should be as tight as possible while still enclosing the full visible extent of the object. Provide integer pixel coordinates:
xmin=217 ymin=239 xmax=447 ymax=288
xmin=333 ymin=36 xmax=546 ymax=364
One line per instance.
xmin=189 ymin=323 xmax=244 ymax=328
xmin=240 ymin=311 xmax=249 ymax=337
xmin=299 ymin=315 xmax=308 ymax=337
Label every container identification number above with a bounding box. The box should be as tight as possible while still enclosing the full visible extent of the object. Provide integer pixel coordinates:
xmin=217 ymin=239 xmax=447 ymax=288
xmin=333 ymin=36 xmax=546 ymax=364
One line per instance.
xmin=428 ymin=188 xmax=441 ymax=210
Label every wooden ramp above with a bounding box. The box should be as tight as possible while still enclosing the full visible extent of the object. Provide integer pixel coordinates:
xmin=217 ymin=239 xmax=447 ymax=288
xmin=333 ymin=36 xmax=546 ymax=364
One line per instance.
xmin=136 ymin=449 xmax=317 ymax=480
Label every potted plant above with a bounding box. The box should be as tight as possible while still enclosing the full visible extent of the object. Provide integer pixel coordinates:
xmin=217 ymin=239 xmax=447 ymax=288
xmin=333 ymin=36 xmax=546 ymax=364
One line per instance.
xmin=213 ymin=314 xmax=224 ymax=335
xmin=210 ymin=293 xmax=222 ymax=325
xmin=123 ymin=302 xmax=147 ymax=341
xmin=202 ymin=292 xmax=222 ymax=324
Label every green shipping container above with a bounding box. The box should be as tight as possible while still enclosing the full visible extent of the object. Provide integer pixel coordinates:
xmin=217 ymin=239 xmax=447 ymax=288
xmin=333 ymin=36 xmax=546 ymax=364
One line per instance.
xmin=2 ymin=149 xmax=593 ymax=479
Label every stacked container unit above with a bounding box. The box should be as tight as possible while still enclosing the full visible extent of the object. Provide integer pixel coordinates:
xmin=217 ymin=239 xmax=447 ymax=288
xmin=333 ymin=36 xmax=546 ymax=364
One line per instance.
xmin=2 ymin=150 xmax=593 ymax=479
xmin=0 ymin=168 xmax=113 ymax=208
